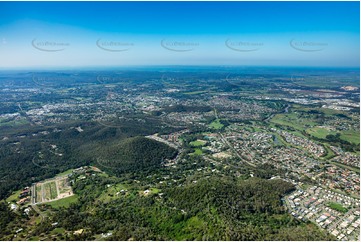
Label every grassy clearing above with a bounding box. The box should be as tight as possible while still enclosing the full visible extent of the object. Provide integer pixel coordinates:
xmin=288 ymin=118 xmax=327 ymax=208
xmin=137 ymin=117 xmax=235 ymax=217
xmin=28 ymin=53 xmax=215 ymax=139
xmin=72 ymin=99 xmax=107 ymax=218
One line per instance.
xmin=270 ymin=106 xmax=348 ymax=133
xmin=327 ymin=202 xmax=348 ymax=213
xmin=55 ymin=169 xmax=74 ymax=178
xmin=321 ymin=145 xmax=336 ymax=160
xmin=97 ymin=183 xmax=127 ymax=203
xmin=189 ymin=140 xmax=206 ymax=147
xmin=271 ymin=106 xmax=359 ymax=157
xmin=340 ymin=130 xmax=360 ymax=145
xmin=319 ymin=108 xmax=344 ymax=115
xmin=306 ymin=127 xmax=336 ymax=139
xmin=47 ymin=194 xmax=78 ymax=209
xmin=307 ymin=127 xmax=359 ymax=145
xmin=34 ymin=216 xmax=42 ymax=225
xmin=46 ymin=181 xmax=58 ymax=200
xmin=150 ymin=188 xmax=160 ymax=194
xmin=5 ymin=189 xmax=22 ymax=203
xmin=0 ymin=117 xmax=29 ymax=127
xmin=51 ymin=227 xmax=66 ymax=235
xmin=50 ymin=182 xmax=58 ymax=199
xmin=208 ymin=119 xmax=224 ymax=130
xmin=271 ymin=112 xmax=316 ymax=130
xmin=271 ymin=115 xmax=298 ymax=130
xmin=191 ymin=148 xmax=203 ymax=156
xmin=272 ymin=133 xmax=289 ymax=147
xmin=36 ymin=185 xmax=42 ymax=203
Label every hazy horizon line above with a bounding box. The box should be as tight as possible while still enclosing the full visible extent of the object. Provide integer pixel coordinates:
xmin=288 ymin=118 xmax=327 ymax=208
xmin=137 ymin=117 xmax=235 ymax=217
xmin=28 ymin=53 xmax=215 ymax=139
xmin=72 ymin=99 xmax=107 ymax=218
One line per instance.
xmin=0 ymin=65 xmax=359 ymax=72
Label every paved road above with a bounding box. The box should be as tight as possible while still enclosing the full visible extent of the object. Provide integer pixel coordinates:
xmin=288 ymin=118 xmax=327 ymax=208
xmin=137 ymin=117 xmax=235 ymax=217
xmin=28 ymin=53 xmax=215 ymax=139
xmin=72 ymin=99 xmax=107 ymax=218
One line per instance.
xmin=31 ymin=204 xmax=46 ymax=222
xmin=31 ymin=183 xmax=36 ymax=204
xmin=218 ymin=132 xmax=257 ymax=168
xmin=212 ymin=108 xmax=256 ymax=168
xmin=328 ymin=208 xmax=356 ymax=231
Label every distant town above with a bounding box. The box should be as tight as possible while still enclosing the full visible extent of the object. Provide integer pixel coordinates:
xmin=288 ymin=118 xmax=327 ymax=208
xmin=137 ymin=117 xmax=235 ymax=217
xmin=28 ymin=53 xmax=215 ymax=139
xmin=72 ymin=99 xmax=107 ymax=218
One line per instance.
xmin=0 ymin=68 xmax=359 ymax=240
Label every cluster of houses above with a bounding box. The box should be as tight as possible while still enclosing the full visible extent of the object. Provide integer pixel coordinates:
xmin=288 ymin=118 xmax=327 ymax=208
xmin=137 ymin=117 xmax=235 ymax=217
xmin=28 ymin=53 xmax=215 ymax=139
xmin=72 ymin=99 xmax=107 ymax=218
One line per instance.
xmin=261 ymin=144 xmax=360 ymax=197
xmin=228 ymin=127 xmax=273 ymax=157
xmin=319 ymin=165 xmax=360 ymax=196
xmin=222 ymin=126 xmax=361 ymax=198
xmin=160 ymin=129 xmax=189 ymax=147
xmin=162 ymin=95 xmax=276 ymax=127
xmin=19 ymin=187 xmax=30 ymax=198
xmin=285 ymin=186 xmax=359 ymax=241
xmin=277 ymin=130 xmax=326 ymax=157
xmin=211 ymin=96 xmax=275 ymax=120
xmin=199 ymin=134 xmax=224 ymax=154
xmin=330 ymin=146 xmax=360 ymax=168
xmin=17 ymin=187 xmax=31 ymax=205
xmin=165 ymin=111 xmax=209 ymax=126
xmin=178 ymin=124 xmax=359 ymax=200
xmin=71 ymin=166 xmax=102 ymax=175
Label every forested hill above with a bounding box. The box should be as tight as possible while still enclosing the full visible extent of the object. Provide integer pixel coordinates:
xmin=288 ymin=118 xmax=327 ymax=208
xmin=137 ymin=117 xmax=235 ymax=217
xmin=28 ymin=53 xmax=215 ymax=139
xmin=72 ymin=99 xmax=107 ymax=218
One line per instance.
xmin=0 ymin=119 xmax=178 ymax=199
xmin=167 ymin=176 xmax=295 ymax=216
xmin=95 ymin=136 xmax=178 ymax=175
xmin=163 ymin=177 xmax=334 ymax=240
xmin=32 ymin=175 xmax=335 ymax=241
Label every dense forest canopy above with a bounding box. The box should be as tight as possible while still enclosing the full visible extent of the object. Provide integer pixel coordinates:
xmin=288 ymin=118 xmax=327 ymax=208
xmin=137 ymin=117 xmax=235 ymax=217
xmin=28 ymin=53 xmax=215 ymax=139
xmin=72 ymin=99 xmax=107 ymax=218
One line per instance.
xmin=0 ymin=120 xmax=177 ymax=199
xmin=26 ymin=176 xmax=333 ymax=241
xmin=95 ymin=136 xmax=178 ymax=174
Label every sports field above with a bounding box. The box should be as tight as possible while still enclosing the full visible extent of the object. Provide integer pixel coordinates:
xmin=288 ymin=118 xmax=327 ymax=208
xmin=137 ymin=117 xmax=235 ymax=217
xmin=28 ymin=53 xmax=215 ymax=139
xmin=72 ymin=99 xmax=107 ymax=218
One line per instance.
xmin=190 ymin=140 xmax=207 ymax=147
xmin=209 ymin=119 xmax=224 ymax=130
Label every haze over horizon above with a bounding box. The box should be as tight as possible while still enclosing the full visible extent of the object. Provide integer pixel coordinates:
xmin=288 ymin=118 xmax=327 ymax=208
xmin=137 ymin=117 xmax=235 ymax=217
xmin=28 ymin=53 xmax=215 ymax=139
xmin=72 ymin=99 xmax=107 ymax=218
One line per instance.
xmin=0 ymin=1 xmax=359 ymax=68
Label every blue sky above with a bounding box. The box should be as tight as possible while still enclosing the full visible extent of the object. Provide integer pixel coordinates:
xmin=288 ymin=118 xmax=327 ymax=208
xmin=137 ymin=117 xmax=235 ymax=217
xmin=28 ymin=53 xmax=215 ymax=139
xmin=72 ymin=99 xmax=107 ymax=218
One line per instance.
xmin=0 ymin=1 xmax=359 ymax=68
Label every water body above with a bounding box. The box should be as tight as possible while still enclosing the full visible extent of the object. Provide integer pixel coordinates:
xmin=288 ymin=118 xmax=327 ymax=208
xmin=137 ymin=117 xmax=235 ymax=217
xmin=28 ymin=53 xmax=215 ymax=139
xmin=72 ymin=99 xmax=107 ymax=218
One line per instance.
xmin=273 ymin=135 xmax=281 ymax=145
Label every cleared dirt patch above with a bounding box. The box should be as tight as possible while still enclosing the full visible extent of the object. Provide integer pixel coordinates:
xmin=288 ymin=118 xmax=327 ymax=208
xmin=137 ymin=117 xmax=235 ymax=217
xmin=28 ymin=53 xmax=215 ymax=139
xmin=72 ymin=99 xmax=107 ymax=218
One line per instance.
xmin=33 ymin=176 xmax=74 ymax=204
